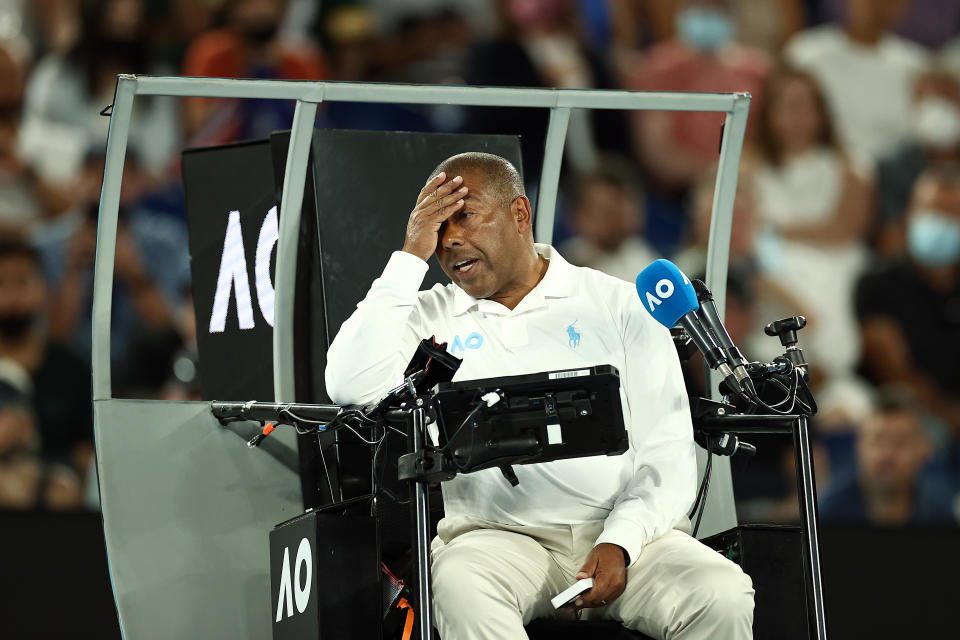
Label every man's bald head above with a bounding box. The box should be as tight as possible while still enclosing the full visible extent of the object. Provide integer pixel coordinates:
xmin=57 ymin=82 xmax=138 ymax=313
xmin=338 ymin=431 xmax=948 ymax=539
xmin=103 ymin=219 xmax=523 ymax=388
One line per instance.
xmin=429 ymin=152 xmax=525 ymax=208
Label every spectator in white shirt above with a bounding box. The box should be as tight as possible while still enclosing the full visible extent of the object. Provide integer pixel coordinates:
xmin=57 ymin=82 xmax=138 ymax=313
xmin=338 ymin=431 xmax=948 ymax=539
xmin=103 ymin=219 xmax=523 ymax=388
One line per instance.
xmin=784 ymin=0 xmax=930 ymax=168
xmin=325 ymin=152 xmax=753 ymax=639
xmin=751 ymin=64 xmax=873 ymax=382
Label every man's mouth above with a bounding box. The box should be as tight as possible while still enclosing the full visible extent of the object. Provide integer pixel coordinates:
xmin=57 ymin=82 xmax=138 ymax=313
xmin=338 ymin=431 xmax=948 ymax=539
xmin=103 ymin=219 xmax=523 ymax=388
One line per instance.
xmin=452 ymin=258 xmax=479 ymax=275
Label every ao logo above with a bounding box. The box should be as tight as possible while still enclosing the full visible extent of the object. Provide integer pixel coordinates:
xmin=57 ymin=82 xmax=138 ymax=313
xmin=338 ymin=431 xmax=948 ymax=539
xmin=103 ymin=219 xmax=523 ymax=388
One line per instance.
xmin=209 ymin=206 xmax=279 ymax=333
xmin=450 ymin=332 xmax=483 ymax=354
xmin=644 ymin=271 xmax=689 ymax=312
xmin=275 ymin=537 xmax=312 ymax=622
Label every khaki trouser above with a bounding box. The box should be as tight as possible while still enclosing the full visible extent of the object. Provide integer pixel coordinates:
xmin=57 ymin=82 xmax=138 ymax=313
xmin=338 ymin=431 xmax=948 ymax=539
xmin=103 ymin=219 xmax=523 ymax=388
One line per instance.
xmin=430 ymin=515 xmax=754 ymax=640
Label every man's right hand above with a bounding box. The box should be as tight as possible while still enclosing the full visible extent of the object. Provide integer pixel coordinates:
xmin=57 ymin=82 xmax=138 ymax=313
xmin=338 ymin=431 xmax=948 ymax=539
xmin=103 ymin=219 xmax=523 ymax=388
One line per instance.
xmin=402 ymin=172 xmax=468 ymax=261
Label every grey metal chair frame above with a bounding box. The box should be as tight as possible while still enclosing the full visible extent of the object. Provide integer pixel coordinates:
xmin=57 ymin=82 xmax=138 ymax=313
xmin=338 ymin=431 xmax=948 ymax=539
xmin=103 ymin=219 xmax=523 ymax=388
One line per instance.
xmin=92 ymin=76 xmax=825 ymax=639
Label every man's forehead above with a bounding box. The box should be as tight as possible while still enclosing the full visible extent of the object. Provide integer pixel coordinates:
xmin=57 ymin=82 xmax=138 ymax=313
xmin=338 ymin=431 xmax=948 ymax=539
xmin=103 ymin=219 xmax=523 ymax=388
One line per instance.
xmin=458 ymin=169 xmax=499 ymax=203
xmin=429 ymin=158 xmax=521 ymax=208
xmin=457 ymin=167 xmax=488 ymax=187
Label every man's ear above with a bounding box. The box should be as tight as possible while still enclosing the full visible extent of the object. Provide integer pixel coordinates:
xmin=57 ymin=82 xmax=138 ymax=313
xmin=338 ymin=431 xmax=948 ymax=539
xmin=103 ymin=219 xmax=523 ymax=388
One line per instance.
xmin=512 ymin=195 xmax=533 ymax=235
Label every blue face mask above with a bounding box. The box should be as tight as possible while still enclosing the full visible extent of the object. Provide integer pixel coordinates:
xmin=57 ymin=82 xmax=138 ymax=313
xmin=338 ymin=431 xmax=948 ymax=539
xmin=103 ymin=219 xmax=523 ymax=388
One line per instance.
xmin=675 ymin=6 xmax=734 ymax=52
xmin=908 ymin=210 xmax=960 ymax=267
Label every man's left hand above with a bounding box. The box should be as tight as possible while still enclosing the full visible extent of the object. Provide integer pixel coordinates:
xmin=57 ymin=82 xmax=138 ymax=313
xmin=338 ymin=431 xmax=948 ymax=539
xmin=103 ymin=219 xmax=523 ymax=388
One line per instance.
xmin=570 ymin=543 xmax=627 ymax=610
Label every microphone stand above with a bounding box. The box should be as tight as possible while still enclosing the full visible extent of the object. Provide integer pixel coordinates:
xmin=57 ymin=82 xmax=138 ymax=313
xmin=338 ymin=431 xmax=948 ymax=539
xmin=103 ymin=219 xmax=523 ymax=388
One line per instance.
xmin=684 ymin=315 xmax=825 ymax=640
xmin=388 ymin=399 xmax=437 ymax=640
xmin=691 ymin=399 xmax=826 ymax=640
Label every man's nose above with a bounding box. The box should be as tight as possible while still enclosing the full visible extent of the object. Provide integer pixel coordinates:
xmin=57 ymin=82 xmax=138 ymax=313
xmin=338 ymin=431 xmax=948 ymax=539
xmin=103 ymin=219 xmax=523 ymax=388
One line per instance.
xmin=439 ymin=220 xmax=465 ymax=250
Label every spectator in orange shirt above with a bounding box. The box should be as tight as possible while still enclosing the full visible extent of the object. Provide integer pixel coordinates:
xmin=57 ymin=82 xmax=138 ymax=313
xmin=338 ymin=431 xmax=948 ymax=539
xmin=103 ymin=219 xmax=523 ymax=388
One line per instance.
xmin=182 ymin=0 xmax=326 ymax=146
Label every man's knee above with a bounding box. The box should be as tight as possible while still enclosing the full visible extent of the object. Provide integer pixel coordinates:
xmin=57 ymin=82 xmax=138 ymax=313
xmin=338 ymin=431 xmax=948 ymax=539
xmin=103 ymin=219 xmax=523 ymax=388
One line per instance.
xmin=432 ymin=544 xmax=511 ymax=620
xmin=689 ymin=563 xmax=755 ymax=626
xmin=618 ymin=561 xmax=754 ymax=636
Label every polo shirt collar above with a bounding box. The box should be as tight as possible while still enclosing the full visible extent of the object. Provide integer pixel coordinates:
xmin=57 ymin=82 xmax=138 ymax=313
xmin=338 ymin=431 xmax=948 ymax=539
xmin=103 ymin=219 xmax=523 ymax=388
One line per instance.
xmin=450 ymin=243 xmax=578 ymax=316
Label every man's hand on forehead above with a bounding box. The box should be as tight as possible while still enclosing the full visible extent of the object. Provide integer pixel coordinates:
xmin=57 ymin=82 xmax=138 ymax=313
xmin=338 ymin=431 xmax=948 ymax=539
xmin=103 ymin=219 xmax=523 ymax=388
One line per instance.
xmin=402 ymin=171 xmax=468 ymax=262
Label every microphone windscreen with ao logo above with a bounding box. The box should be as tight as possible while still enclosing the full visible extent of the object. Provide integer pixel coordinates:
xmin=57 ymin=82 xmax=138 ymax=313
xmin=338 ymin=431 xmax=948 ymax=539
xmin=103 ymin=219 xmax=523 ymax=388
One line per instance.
xmin=635 ymin=259 xmax=699 ymax=326
xmin=636 ymin=259 xmax=746 ymax=398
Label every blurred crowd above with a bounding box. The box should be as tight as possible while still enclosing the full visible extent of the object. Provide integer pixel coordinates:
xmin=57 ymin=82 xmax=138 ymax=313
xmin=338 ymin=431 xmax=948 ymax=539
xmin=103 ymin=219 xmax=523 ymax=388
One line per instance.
xmin=0 ymin=0 xmax=957 ymax=528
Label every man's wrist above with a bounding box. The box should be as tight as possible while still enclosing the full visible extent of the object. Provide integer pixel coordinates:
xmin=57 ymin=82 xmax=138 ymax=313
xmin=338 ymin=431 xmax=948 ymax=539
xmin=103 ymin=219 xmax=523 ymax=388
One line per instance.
xmin=379 ymin=251 xmax=430 ymax=293
xmin=596 ymin=542 xmax=630 ymax=567
xmin=400 ymin=246 xmax=432 ymax=263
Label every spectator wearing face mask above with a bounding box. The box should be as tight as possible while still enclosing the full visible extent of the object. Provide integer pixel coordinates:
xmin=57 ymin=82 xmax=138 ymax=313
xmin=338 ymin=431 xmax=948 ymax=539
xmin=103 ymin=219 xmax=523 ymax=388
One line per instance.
xmin=628 ymin=0 xmax=770 ymax=193
xmin=784 ymin=0 xmax=931 ymax=169
xmin=610 ymin=0 xmax=807 ymax=57
xmin=0 ymin=237 xmax=93 ymax=495
xmin=855 ymin=168 xmax=960 ymax=435
xmin=875 ymin=72 xmax=960 ymax=253
xmin=819 ymin=391 xmax=958 ymax=526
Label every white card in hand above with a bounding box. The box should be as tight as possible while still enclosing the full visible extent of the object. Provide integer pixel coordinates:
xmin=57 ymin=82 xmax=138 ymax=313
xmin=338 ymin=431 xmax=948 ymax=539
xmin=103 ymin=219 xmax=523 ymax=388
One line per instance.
xmin=550 ymin=577 xmax=594 ymax=609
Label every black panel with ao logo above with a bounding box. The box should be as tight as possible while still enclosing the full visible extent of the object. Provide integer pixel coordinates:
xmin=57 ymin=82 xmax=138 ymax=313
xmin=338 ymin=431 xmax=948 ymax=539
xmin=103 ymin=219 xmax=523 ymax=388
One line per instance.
xmin=182 ymin=139 xmax=280 ymax=401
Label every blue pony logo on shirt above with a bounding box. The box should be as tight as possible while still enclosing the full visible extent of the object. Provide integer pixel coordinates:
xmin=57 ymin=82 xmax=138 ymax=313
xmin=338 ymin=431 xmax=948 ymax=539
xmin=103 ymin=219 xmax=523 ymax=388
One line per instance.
xmin=567 ymin=320 xmax=580 ymax=348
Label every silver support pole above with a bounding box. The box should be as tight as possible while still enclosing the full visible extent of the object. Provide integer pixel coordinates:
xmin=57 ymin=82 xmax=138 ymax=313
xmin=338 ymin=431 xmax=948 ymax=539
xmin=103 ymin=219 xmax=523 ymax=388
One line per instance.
xmin=131 ymin=76 xmax=743 ymax=113
xmin=696 ymin=94 xmax=751 ymax=538
xmin=534 ymin=106 xmax=571 ymax=244
xmin=410 ymin=401 xmax=433 ymax=640
xmin=704 ymin=94 xmax=751 ymax=328
xmin=793 ymin=415 xmax=828 ymax=639
xmin=92 ymin=76 xmax=138 ymax=400
xmin=272 ymin=98 xmax=320 ymax=403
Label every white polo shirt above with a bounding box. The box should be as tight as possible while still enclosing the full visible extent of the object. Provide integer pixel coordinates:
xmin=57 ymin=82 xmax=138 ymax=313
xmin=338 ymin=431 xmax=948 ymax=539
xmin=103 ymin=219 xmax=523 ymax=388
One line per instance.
xmin=325 ymin=244 xmax=696 ymax=564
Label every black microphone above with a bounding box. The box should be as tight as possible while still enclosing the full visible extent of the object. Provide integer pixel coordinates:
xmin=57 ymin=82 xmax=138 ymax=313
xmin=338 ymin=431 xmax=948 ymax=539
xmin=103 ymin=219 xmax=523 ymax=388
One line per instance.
xmin=695 ymin=430 xmax=757 ymax=457
xmin=691 ymin=279 xmax=757 ymax=399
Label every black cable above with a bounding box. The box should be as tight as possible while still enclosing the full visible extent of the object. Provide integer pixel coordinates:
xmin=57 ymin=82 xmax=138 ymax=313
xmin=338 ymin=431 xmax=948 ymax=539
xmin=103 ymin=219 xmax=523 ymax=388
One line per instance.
xmin=756 ymin=370 xmax=799 ymax=415
xmin=765 ymin=377 xmax=794 ymax=408
xmin=747 ymin=370 xmax=801 ymax=415
xmin=691 ymin=449 xmax=713 ymax=538
xmin=314 ymin=431 xmax=338 ymax=504
xmin=280 ymin=406 xmax=385 ymax=507
xmin=795 ymin=375 xmax=818 ymax=416
xmin=688 ymin=450 xmax=709 ymax=520
xmin=444 ymin=394 xmax=484 ymax=445
xmin=445 ymin=401 xmax=486 ymax=473
xmin=454 ymin=419 xmax=480 ymax=472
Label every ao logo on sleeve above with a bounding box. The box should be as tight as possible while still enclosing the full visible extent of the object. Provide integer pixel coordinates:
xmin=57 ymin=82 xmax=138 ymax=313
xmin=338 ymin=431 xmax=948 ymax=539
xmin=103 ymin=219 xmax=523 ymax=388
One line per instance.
xmin=275 ymin=537 xmax=312 ymax=622
xmin=643 ymin=271 xmax=689 ymax=312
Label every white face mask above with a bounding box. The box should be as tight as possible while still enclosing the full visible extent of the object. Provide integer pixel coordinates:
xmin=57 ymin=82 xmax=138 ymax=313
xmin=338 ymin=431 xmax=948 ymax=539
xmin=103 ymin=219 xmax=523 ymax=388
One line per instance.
xmin=911 ymin=97 xmax=960 ymax=149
